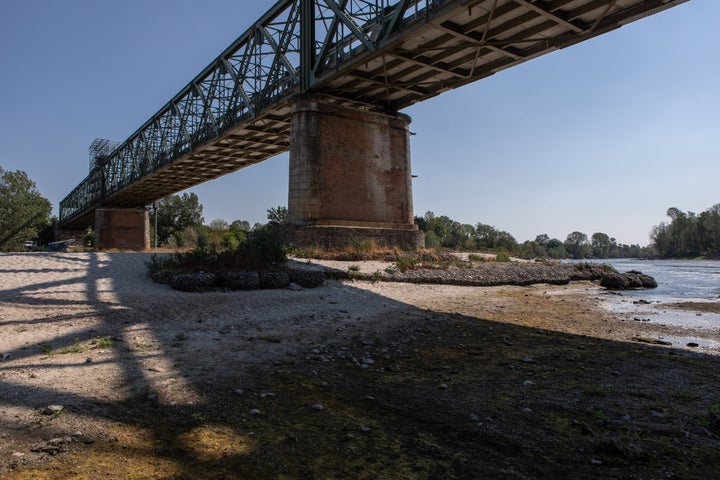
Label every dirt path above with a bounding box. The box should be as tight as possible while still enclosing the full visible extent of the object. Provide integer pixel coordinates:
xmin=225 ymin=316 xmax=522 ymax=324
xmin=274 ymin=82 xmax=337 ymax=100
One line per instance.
xmin=2 ymin=253 xmax=720 ymax=478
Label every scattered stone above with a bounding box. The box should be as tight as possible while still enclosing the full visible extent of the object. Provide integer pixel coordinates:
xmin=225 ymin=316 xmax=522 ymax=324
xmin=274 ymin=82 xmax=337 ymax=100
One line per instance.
xmin=522 ymin=380 xmax=535 ymax=386
xmin=361 ymin=357 xmax=375 ymax=365
xmin=590 ymin=459 xmax=603 ymax=465
xmin=521 ymin=357 xmax=535 ymax=364
xmin=234 ymin=389 xmax=244 ymax=396
xmin=43 ymin=405 xmax=64 ymax=415
xmin=260 ymin=391 xmax=275 ymax=399
xmin=249 ymin=409 xmax=261 ymax=416
xmin=438 ymin=383 xmax=448 ymax=390
xmin=311 ymin=404 xmax=324 ymax=411
xmin=521 ymin=407 xmax=533 ymax=413
xmin=360 ymin=426 xmax=371 ymax=434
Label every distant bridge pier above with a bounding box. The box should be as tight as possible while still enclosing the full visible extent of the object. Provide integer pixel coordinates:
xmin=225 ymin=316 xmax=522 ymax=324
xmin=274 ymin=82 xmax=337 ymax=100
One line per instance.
xmin=287 ymin=94 xmax=423 ymax=250
xmin=94 ymin=208 xmax=149 ymax=251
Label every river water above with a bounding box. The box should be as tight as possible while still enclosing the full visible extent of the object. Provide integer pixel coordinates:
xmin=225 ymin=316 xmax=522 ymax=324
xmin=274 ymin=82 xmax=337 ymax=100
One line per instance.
xmin=601 ymin=259 xmax=720 ymax=331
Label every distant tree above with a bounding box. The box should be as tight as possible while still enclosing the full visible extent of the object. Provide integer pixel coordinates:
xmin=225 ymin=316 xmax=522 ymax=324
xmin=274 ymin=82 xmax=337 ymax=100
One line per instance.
xmin=564 ymin=231 xmax=591 ymax=259
xmin=535 ymin=234 xmax=551 ymax=246
xmin=0 ymin=167 xmax=52 ymax=251
xmin=209 ymin=219 xmax=228 ymax=231
xmin=230 ymin=220 xmax=251 ymax=232
xmin=651 ymin=205 xmax=720 ymax=258
xmin=591 ymin=232 xmax=612 ymax=258
xmin=266 ymin=206 xmax=288 ymax=226
xmin=474 ymin=223 xmax=517 ymax=251
xmin=155 ymin=193 xmax=204 ymax=247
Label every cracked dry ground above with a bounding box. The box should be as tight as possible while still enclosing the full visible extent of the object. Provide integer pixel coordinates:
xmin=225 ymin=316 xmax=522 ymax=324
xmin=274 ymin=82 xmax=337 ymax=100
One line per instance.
xmin=3 ymin=280 xmax=720 ymax=479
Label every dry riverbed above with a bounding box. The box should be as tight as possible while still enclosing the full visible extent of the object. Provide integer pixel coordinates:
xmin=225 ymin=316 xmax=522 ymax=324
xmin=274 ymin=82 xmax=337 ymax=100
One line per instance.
xmin=1 ymin=253 xmax=720 ymax=479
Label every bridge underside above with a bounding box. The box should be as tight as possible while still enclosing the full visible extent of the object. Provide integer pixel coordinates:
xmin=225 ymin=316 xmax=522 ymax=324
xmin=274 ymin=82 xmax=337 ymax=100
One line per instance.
xmin=61 ymin=0 xmax=687 ymax=248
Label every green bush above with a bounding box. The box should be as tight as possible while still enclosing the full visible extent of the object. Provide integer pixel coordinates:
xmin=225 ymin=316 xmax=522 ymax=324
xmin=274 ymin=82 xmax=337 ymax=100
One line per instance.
xmin=494 ymin=252 xmax=511 ymax=262
xmin=146 ymin=225 xmax=287 ymax=274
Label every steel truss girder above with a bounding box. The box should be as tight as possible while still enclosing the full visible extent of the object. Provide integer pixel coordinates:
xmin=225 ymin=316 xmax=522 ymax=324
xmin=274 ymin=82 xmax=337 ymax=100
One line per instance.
xmin=60 ymin=0 xmax=689 ymax=226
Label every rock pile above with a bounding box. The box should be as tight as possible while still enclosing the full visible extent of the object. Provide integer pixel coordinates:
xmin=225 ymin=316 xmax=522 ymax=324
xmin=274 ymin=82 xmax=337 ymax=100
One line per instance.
xmin=154 ymin=269 xmax=326 ymax=292
xmin=599 ymin=270 xmax=657 ymax=290
xmin=153 ymin=262 xmax=656 ymax=292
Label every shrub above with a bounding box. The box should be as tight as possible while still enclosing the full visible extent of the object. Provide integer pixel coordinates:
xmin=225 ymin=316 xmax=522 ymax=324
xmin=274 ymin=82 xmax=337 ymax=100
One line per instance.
xmin=145 ymin=225 xmax=287 ymax=274
xmin=494 ymin=252 xmax=511 ymax=262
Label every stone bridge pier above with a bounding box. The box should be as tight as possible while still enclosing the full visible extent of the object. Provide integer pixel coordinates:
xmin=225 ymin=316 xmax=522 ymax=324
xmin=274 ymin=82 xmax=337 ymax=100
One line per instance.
xmin=286 ymin=94 xmax=423 ymax=249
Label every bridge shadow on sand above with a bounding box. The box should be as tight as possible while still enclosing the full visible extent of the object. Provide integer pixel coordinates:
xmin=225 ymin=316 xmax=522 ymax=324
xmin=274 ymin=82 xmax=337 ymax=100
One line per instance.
xmin=1 ymin=252 xmax=720 ymax=479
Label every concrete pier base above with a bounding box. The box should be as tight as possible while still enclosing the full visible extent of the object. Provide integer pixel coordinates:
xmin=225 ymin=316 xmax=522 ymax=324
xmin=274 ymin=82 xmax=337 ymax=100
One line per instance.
xmin=287 ymin=95 xmax=423 ymax=249
xmin=94 ymin=208 xmax=149 ymax=251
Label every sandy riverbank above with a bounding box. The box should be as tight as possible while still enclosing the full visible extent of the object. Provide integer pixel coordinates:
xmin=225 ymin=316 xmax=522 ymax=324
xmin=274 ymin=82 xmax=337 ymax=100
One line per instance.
xmin=2 ymin=252 xmax=720 ymax=478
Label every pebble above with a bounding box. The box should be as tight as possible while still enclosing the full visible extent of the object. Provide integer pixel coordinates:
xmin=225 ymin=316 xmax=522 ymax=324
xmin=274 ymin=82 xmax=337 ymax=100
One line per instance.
xmin=311 ymin=404 xmax=324 ymax=411
xmin=43 ymin=405 xmax=64 ymax=415
xmin=260 ymin=391 xmax=275 ymax=399
xmin=521 ymin=407 xmax=533 ymax=413
xmin=360 ymin=426 xmax=371 ymax=433
xmin=361 ymin=357 xmax=374 ymax=365
xmin=522 ymin=380 xmax=535 ymax=386
xmin=521 ymin=357 xmax=536 ymax=364
xmin=590 ymin=459 xmax=603 ymax=465
xmin=249 ymin=409 xmax=261 ymax=416
xmin=438 ymin=383 xmax=448 ymax=390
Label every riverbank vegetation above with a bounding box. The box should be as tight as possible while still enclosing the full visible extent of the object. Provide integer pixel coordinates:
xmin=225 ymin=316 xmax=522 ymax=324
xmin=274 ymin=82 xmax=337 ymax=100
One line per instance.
xmin=651 ymin=205 xmax=720 ymax=259
xmin=414 ymin=211 xmax=652 ymax=260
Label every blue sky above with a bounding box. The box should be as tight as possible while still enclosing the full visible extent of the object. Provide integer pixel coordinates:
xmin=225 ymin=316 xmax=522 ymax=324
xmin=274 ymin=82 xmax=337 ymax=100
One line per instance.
xmin=1 ymin=0 xmax=718 ymax=246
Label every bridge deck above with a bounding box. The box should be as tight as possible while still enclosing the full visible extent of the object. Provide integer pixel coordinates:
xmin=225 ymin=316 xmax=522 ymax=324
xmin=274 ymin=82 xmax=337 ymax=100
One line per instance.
xmin=60 ymin=0 xmax=687 ymax=228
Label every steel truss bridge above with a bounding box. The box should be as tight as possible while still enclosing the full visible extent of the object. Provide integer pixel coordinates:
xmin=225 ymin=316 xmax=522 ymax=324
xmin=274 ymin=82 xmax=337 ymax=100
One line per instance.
xmin=59 ymin=0 xmax=687 ymax=227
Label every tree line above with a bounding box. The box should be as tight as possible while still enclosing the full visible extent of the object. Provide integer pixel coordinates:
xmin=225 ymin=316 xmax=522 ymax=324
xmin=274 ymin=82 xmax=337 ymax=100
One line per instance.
xmin=415 ymin=211 xmax=650 ymax=259
xmin=150 ymin=192 xmax=288 ymax=251
xmin=651 ymin=205 xmax=720 ymax=259
xmin=2 ymin=165 xmax=717 ymax=259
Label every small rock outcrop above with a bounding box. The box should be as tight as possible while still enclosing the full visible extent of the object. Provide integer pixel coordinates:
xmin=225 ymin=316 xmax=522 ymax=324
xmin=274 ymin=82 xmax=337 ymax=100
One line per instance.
xmin=600 ymin=270 xmax=657 ymax=290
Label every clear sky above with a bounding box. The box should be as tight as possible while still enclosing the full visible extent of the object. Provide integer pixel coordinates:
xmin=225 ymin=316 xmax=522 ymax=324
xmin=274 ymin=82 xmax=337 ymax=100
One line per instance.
xmin=1 ymin=0 xmax=718 ymax=246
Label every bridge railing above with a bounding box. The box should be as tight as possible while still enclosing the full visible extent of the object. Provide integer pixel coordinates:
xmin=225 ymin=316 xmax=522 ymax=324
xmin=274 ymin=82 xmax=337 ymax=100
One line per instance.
xmin=59 ymin=0 xmax=450 ymax=225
